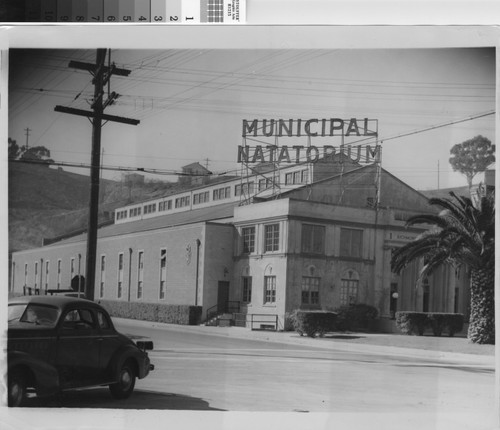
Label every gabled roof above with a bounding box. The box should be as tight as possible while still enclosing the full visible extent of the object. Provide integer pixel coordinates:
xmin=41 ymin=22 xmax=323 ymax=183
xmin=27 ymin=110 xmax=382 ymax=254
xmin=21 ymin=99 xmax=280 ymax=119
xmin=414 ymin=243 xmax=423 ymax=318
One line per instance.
xmin=182 ymin=162 xmax=211 ymax=173
xmin=257 ymin=163 xmax=432 ymax=212
xmin=45 ymin=201 xmax=237 ymax=247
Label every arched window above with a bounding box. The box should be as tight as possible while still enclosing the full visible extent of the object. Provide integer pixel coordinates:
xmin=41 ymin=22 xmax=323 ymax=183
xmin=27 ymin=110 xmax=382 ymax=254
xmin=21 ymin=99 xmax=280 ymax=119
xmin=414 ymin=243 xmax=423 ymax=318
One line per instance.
xmin=340 ymin=269 xmax=360 ymax=306
xmin=422 ymin=277 xmax=430 ymax=312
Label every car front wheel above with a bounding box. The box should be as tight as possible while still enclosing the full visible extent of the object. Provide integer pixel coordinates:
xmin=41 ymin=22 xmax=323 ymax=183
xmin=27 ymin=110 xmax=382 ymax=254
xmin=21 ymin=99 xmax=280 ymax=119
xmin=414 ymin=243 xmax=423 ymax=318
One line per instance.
xmin=109 ymin=360 xmax=136 ymax=399
xmin=8 ymin=369 xmax=27 ymax=407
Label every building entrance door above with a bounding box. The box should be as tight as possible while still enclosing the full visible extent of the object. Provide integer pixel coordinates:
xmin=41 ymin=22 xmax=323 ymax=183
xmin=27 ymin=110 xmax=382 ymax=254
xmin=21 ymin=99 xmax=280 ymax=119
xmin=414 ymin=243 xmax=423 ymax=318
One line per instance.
xmin=217 ymin=281 xmax=230 ymax=312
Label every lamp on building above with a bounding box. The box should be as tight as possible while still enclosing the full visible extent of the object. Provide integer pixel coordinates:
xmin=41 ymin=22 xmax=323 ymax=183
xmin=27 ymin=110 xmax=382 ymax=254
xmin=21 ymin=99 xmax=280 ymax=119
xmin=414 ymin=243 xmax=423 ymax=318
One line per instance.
xmin=392 ymin=292 xmax=399 ymax=299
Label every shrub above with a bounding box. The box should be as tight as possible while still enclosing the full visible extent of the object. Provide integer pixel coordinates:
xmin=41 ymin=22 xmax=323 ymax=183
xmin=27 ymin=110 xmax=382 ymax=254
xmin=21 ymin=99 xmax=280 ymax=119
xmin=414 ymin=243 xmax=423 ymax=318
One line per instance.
xmin=428 ymin=313 xmax=447 ymax=336
xmin=395 ymin=312 xmax=428 ymax=335
xmin=396 ymin=312 xmax=465 ymax=337
xmin=284 ymin=310 xmax=299 ymax=332
xmin=334 ymin=303 xmax=379 ymax=332
xmin=446 ymin=313 xmax=465 ymax=337
xmin=293 ymin=310 xmax=337 ymax=338
xmin=428 ymin=313 xmax=464 ymax=337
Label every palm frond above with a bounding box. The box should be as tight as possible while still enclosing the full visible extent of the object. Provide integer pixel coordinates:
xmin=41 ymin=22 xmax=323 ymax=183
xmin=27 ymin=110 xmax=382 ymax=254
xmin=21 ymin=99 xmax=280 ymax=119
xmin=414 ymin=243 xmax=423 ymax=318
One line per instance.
xmin=391 ymin=192 xmax=495 ymax=273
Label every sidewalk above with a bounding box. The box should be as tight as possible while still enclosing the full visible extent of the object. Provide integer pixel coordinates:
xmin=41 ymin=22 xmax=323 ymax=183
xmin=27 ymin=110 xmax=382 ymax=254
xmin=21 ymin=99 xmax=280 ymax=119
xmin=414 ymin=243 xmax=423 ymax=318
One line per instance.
xmin=114 ymin=317 xmax=496 ymax=368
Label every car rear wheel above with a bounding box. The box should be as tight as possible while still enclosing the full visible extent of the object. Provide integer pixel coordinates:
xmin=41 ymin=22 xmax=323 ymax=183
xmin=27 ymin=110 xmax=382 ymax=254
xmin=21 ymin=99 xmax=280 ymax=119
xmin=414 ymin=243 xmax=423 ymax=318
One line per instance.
xmin=109 ymin=360 xmax=136 ymax=399
xmin=8 ymin=369 xmax=27 ymax=407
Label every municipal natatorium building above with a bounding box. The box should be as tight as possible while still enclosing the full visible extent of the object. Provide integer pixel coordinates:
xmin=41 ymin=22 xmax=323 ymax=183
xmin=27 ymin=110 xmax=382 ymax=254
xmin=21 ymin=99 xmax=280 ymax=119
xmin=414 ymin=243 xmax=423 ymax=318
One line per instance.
xmin=10 ymin=118 xmax=471 ymax=330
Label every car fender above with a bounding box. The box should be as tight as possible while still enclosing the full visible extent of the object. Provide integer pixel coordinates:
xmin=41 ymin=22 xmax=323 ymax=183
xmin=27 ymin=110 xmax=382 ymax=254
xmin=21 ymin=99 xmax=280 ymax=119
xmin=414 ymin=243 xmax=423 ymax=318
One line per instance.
xmin=108 ymin=344 xmax=151 ymax=381
xmin=8 ymin=350 xmax=60 ymax=397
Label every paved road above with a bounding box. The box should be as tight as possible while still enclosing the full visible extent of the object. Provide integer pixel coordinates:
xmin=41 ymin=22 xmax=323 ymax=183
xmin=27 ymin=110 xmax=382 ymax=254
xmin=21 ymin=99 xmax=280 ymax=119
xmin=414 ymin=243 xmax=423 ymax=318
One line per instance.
xmin=29 ymin=319 xmax=493 ymax=411
xmin=6 ymin=318 xmax=496 ymax=430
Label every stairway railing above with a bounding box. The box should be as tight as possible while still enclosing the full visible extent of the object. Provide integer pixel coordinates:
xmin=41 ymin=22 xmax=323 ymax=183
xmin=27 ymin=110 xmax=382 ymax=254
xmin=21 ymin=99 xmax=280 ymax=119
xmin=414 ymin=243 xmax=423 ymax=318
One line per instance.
xmin=206 ymin=301 xmax=241 ymax=325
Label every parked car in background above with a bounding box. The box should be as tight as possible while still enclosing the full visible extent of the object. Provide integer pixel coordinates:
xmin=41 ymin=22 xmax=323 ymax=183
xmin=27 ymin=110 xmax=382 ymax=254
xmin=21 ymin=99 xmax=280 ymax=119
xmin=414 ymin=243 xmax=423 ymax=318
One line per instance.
xmin=7 ymin=295 xmax=154 ymax=407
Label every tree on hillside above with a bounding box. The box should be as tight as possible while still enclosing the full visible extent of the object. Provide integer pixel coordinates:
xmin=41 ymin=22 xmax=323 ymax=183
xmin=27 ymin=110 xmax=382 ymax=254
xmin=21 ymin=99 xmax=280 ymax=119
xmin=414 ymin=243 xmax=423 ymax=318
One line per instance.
xmin=20 ymin=146 xmax=54 ymax=164
xmin=449 ymin=135 xmax=495 ymax=192
xmin=391 ymin=192 xmax=495 ymax=344
xmin=8 ymin=138 xmax=53 ymax=165
xmin=8 ymin=138 xmax=20 ymax=159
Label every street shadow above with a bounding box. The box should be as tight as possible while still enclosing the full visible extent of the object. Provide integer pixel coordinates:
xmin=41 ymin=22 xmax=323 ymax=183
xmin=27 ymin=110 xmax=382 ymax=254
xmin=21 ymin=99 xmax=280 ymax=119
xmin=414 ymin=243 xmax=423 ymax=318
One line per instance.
xmin=323 ymin=334 xmax=365 ymax=340
xmin=395 ymin=363 xmax=494 ymax=375
xmin=21 ymin=388 xmax=225 ymax=410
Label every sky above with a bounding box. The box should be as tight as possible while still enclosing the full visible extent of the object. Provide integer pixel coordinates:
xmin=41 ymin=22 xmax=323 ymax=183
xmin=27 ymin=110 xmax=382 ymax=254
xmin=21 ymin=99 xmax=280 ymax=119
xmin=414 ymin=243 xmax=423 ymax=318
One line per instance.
xmin=8 ymin=47 xmax=495 ymax=191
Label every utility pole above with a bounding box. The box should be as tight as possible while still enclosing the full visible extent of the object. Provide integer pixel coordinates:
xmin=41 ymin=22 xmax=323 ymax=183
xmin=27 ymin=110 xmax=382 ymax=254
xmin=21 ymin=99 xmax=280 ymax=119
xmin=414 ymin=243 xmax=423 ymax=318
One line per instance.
xmin=24 ymin=127 xmax=31 ymax=149
xmin=55 ymin=49 xmax=139 ymax=301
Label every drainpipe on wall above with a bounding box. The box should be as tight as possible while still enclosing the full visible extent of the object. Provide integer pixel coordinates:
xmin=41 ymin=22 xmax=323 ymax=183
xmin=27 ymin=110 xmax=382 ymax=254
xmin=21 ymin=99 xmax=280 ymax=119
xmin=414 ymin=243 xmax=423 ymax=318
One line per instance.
xmin=128 ymin=248 xmax=133 ymax=302
xmin=195 ymin=239 xmax=201 ymax=306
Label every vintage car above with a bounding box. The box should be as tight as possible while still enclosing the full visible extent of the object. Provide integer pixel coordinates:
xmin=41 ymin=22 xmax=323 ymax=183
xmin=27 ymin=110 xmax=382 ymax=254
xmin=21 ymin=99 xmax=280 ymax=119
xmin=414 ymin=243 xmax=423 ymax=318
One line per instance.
xmin=7 ymin=295 xmax=154 ymax=407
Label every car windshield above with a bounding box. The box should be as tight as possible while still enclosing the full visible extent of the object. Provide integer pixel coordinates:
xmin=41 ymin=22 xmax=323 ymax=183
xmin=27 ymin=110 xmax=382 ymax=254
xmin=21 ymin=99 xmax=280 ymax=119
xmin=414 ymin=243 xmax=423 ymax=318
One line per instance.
xmin=9 ymin=303 xmax=60 ymax=327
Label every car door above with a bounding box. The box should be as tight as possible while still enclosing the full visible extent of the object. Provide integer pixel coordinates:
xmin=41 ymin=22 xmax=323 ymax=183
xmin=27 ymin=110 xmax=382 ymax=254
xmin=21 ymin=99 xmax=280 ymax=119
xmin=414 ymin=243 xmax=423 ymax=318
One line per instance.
xmin=55 ymin=307 xmax=101 ymax=388
xmin=95 ymin=309 xmax=122 ymax=379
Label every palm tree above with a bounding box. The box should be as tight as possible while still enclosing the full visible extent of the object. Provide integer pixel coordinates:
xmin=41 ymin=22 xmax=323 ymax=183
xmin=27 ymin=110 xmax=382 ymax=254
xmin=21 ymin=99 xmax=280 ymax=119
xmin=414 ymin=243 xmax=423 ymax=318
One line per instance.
xmin=391 ymin=192 xmax=495 ymax=344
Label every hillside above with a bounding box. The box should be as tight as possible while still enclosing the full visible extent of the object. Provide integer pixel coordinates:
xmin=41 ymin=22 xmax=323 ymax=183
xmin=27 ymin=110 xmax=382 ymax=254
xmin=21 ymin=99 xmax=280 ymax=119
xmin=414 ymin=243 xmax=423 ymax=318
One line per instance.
xmin=8 ymin=162 xmax=177 ymax=253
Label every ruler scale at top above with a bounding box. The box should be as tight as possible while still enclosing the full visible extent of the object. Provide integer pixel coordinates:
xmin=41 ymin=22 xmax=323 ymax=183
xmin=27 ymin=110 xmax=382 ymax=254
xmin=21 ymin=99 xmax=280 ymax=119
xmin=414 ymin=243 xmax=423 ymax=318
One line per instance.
xmin=35 ymin=0 xmax=245 ymax=23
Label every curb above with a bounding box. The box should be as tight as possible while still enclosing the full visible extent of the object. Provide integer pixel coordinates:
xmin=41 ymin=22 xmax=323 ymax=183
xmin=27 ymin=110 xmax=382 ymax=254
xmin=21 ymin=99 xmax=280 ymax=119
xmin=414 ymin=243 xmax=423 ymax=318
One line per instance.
xmin=113 ymin=317 xmax=495 ymax=368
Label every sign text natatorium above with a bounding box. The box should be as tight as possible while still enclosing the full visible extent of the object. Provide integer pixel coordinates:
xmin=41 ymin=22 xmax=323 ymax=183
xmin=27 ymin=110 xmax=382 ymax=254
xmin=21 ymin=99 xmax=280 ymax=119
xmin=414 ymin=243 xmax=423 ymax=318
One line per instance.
xmin=238 ymin=144 xmax=381 ymax=164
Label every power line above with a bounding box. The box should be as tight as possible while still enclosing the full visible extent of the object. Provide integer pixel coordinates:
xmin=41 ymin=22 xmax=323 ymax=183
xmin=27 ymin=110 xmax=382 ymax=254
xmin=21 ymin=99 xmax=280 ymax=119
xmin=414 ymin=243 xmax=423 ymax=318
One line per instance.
xmin=379 ymin=110 xmax=496 ymax=144
xmin=9 ymin=158 xmax=211 ymax=177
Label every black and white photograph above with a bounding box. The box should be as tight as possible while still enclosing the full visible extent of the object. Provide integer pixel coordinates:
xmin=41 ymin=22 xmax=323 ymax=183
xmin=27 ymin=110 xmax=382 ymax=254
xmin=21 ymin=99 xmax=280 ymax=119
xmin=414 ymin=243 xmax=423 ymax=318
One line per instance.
xmin=2 ymin=25 xmax=498 ymax=430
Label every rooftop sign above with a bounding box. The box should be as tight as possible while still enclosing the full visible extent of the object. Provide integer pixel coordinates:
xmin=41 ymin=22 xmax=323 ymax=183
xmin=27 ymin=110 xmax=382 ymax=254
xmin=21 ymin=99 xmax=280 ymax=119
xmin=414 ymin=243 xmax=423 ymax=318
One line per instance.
xmin=242 ymin=118 xmax=378 ymax=138
xmin=239 ymin=118 xmax=380 ymax=164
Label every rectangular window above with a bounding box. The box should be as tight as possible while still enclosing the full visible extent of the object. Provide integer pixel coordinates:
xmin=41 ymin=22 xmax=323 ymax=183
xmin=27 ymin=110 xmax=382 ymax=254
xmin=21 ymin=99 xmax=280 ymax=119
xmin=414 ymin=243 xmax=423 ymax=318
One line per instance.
xmin=212 ymin=186 xmax=230 ymax=200
xmin=137 ymin=251 xmax=144 ymax=299
xmin=285 ymin=172 xmax=293 ymax=185
xmin=340 ymin=228 xmax=363 ymax=258
xmin=301 ymin=169 xmax=309 ymax=183
xmin=24 ymin=263 xmax=28 ymax=287
xmin=293 ymin=171 xmax=301 ymax=184
xmin=175 ymin=196 xmax=190 ymax=208
xmin=144 ymin=203 xmax=157 ymax=214
xmin=57 ymin=259 xmax=62 ymax=289
xmin=45 ymin=261 xmax=50 ymax=290
xmin=193 ymin=191 xmax=209 ymax=205
xmin=242 ymin=276 xmax=252 ymax=303
xmin=258 ymin=177 xmax=274 ymax=191
xmin=264 ymin=224 xmax=280 ymax=252
xmin=159 ymin=248 xmax=167 ymax=300
xmin=302 ymin=277 xmax=320 ymax=305
xmin=301 ymin=224 xmax=325 ymax=254
xmin=129 ymin=207 xmax=142 ymax=217
xmin=100 ymin=255 xmax=106 ymax=298
xmin=264 ymin=276 xmax=276 ymax=304
xmin=235 ymin=182 xmax=254 ymax=197
xmin=70 ymin=257 xmax=75 ymax=280
xmin=159 ymin=200 xmax=172 ymax=211
xmin=117 ymin=253 xmax=124 ymax=299
xmin=34 ymin=262 xmax=38 ymax=289
xmin=242 ymin=227 xmax=256 ymax=253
